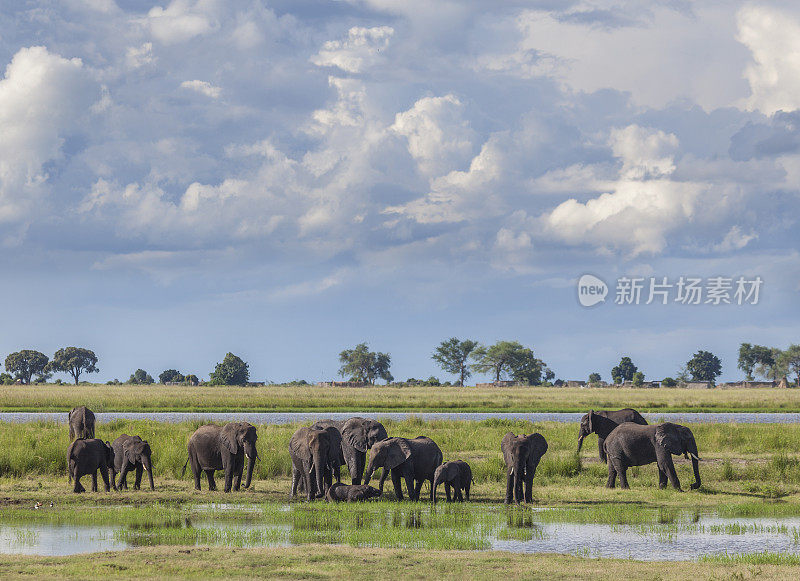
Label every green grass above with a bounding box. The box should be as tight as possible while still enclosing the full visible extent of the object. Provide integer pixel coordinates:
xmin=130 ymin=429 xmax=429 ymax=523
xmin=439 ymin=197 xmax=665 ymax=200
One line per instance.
xmin=701 ymin=551 xmax=800 ymax=565
xmin=2 ymin=384 xmax=800 ymax=412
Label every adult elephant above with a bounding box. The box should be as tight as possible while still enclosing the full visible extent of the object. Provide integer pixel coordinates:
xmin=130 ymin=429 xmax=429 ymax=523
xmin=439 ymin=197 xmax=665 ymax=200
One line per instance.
xmin=310 ymin=421 xmax=348 ymax=484
xmin=603 ymin=422 xmax=701 ymax=491
xmin=501 ymin=432 xmax=548 ymax=504
xmin=577 ymin=408 xmax=647 ymax=462
xmin=364 ymin=436 xmax=443 ymax=501
xmin=67 ymin=438 xmax=115 ymax=493
xmin=289 ymin=426 xmax=334 ymax=500
xmin=68 ymin=406 xmax=95 ymax=440
xmin=182 ymin=422 xmax=258 ymax=492
xmin=312 ymin=417 xmax=388 ymax=485
xmin=111 ymin=434 xmax=154 ymax=491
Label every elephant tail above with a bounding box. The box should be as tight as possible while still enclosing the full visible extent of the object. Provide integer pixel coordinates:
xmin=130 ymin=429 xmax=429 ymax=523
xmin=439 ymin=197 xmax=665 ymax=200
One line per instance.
xmin=181 ymin=457 xmax=189 ymax=477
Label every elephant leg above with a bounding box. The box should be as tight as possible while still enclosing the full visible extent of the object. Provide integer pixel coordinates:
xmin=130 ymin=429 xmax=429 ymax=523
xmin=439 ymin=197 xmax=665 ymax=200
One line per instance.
xmin=74 ymin=473 xmax=85 ymax=493
xmin=100 ymin=465 xmax=111 ymax=492
xmin=135 ymin=465 xmax=143 ymax=490
xmin=193 ymin=467 xmax=202 ymax=491
xmin=658 ymin=467 xmax=668 ymax=489
xmin=223 ymin=464 xmax=234 ymax=493
xmin=390 ymin=469 xmax=404 ymax=501
xmin=334 ymin=464 xmax=341 ymax=485
xmin=464 ymin=480 xmax=470 ymax=501
xmin=606 ymin=461 xmax=617 ymax=488
xmin=524 ymin=475 xmax=533 ymax=503
xmin=445 ymin=482 xmax=452 ymax=502
xmin=290 ymin=467 xmax=299 ymax=498
xmin=514 ymin=472 xmax=524 ymax=504
xmin=91 ymin=471 xmax=98 ymax=492
xmin=661 ymin=456 xmax=682 ymax=490
xmin=598 ymin=437 xmax=607 ymax=463
xmin=206 ymin=469 xmax=217 ymax=491
xmin=409 ymin=473 xmax=420 ymax=501
xmin=119 ymin=465 xmax=129 ymax=490
xmin=617 ymin=463 xmax=630 ymax=489
xmin=504 ymin=472 xmax=514 ymax=504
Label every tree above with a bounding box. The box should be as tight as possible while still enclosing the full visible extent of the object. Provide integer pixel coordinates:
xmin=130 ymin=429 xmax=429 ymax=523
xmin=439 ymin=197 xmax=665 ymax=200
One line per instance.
xmin=611 ymin=357 xmax=637 ymax=384
xmin=686 ymin=350 xmax=722 ymax=382
xmin=471 ymin=341 xmax=547 ymax=385
xmin=777 ymin=345 xmax=800 ymax=387
xmin=128 ymin=369 xmax=154 ymax=384
xmin=662 ymin=377 xmax=677 ymax=387
xmin=0 ymin=373 xmax=13 ymax=385
xmin=588 ymin=372 xmax=602 ymax=384
xmin=47 ymin=347 xmax=98 ymax=385
xmin=184 ymin=374 xmax=199 ymax=385
xmin=738 ymin=343 xmax=775 ymax=381
xmin=4 ymin=350 xmax=49 ymax=384
xmin=209 ymin=353 xmax=250 ymax=385
xmin=432 ymin=338 xmax=479 ymax=386
xmin=632 ymin=371 xmax=645 ymax=387
xmin=756 ymin=347 xmax=785 ymax=381
xmin=159 ymin=369 xmax=184 ymax=384
xmin=338 ymin=343 xmax=393 ymax=385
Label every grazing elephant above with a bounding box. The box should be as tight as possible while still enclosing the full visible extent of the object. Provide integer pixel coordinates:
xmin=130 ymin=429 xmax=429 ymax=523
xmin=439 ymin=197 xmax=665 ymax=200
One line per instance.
xmin=313 ymin=417 xmax=388 ymax=485
xmin=289 ymin=426 xmax=334 ymax=500
xmin=182 ymin=422 xmax=258 ymax=492
xmin=501 ymin=432 xmax=548 ymax=504
xmin=432 ymin=460 xmax=473 ymax=503
xmin=325 ymin=483 xmax=382 ymax=502
xmin=111 ymin=434 xmax=154 ymax=491
xmin=364 ymin=436 xmax=443 ymax=501
xmin=68 ymin=406 xmax=95 ymax=441
xmin=67 ymin=438 xmax=115 ymax=493
xmin=577 ymin=408 xmax=648 ymax=462
xmin=603 ymin=422 xmax=701 ymax=491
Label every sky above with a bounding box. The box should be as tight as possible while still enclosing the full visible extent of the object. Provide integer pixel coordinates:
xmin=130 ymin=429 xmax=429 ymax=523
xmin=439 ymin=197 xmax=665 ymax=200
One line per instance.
xmin=1 ymin=0 xmax=799 ymax=384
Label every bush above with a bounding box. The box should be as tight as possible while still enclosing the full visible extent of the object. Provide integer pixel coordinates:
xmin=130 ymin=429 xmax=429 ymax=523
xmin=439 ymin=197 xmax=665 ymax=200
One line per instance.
xmin=0 ymin=373 xmax=14 ymax=385
xmin=128 ymin=369 xmax=154 ymax=384
xmin=662 ymin=377 xmax=677 ymax=388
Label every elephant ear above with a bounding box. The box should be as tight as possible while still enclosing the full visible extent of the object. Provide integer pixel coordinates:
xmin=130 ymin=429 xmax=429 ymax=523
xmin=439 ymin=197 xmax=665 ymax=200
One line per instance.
xmin=655 ymin=424 xmax=683 ymax=455
xmin=383 ymin=439 xmax=412 ymax=471
xmin=366 ymin=422 xmax=388 ymax=447
xmin=220 ymin=424 xmax=239 ymax=455
xmin=344 ymin=424 xmax=369 ymax=453
xmin=501 ymin=432 xmax=516 ymax=468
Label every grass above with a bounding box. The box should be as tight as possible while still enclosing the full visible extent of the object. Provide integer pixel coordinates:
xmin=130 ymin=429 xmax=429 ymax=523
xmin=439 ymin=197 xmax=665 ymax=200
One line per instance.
xmin=1 ymin=544 xmax=798 ymax=580
xmin=2 ymin=384 xmax=800 ymax=412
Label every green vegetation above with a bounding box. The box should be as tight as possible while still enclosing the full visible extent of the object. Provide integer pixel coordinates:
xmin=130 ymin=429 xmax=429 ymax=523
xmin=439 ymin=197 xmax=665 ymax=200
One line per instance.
xmin=432 ymin=337 xmax=479 ymax=386
xmin=4 ymin=350 xmax=49 ymax=385
xmin=208 ymin=352 xmax=249 ymax=385
xmin=611 ymin=356 xmax=637 ymax=384
xmin=687 ymin=350 xmax=723 ymax=382
xmin=128 ymin=369 xmax=154 ymax=384
xmin=338 ymin=343 xmax=393 ymax=384
xmin=471 ymin=340 xmax=549 ymax=385
xmin=47 ymin=347 xmax=98 ymax=385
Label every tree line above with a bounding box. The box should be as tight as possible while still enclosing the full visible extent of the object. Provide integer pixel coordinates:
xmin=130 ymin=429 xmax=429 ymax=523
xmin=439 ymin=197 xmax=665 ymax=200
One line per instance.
xmin=2 ymin=340 xmax=799 ymax=387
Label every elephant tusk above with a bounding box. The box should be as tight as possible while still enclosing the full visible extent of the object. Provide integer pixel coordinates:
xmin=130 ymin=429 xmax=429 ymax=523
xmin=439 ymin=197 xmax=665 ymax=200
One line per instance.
xmin=143 ymin=466 xmax=148 ymax=471
xmin=245 ymin=454 xmax=251 ymax=460
xmin=689 ymin=453 xmax=701 ymax=461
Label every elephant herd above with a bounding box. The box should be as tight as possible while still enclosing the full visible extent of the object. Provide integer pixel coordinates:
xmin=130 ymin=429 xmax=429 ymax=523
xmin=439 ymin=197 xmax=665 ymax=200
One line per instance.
xmin=61 ymin=407 xmax=702 ymax=502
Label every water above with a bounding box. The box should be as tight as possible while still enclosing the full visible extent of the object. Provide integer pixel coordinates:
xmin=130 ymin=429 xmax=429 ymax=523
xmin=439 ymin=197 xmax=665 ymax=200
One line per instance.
xmin=2 ymin=506 xmax=800 ymax=560
xmin=3 ymin=411 xmax=800 ymax=424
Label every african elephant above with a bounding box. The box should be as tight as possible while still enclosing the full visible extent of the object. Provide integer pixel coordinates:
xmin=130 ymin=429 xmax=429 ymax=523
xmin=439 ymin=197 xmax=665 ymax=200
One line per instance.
xmin=67 ymin=438 xmax=115 ymax=493
xmin=325 ymin=483 xmax=382 ymax=502
xmin=432 ymin=460 xmax=472 ymax=503
xmin=68 ymin=406 xmax=95 ymax=441
xmin=364 ymin=436 xmax=443 ymax=501
xmin=310 ymin=421 xmax=347 ymax=485
xmin=182 ymin=422 xmax=258 ymax=492
xmin=289 ymin=426 xmax=334 ymax=500
xmin=313 ymin=417 xmax=388 ymax=485
xmin=577 ymin=408 xmax=648 ymax=462
xmin=111 ymin=434 xmax=154 ymax=491
xmin=603 ymin=422 xmax=701 ymax=491
xmin=501 ymin=432 xmax=548 ymax=504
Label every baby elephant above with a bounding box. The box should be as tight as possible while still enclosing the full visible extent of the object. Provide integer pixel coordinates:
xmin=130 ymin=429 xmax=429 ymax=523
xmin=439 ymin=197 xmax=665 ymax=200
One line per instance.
xmin=325 ymin=483 xmax=382 ymax=502
xmin=432 ymin=460 xmax=472 ymax=503
xmin=67 ymin=438 xmax=115 ymax=493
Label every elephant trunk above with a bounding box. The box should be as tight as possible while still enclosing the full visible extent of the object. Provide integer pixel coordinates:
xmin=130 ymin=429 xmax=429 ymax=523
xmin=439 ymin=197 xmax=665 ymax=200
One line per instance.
xmin=687 ymin=439 xmax=701 ymax=489
xmin=577 ymin=434 xmax=585 ymax=452
xmin=312 ymin=449 xmax=326 ymax=498
xmin=143 ymin=456 xmax=155 ymax=490
xmin=513 ymin=458 xmax=525 ymax=503
xmin=363 ymin=457 xmax=376 ymax=487
xmin=432 ymin=475 xmax=441 ymax=504
xmin=245 ymin=453 xmax=256 ymax=489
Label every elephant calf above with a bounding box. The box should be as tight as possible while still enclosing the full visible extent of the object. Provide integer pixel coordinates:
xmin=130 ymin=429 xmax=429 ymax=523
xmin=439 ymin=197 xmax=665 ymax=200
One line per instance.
xmin=325 ymin=483 xmax=382 ymax=502
xmin=603 ymin=422 xmax=701 ymax=491
xmin=111 ymin=434 xmax=154 ymax=491
xmin=67 ymin=438 xmax=115 ymax=493
xmin=432 ymin=460 xmax=472 ymax=503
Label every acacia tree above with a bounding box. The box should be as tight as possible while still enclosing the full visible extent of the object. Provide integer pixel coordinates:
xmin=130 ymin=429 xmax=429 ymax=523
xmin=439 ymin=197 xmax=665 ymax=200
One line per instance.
xmin=209 ymin=353 xmax=249 ymax=385
xmin=128 ymin=369 xmax=154 ymax=384
xmin=611 ymin=357 xmax=637 ymax=384
xmin=686 ymin=350 xmax=722 ymax=382
xmin=338 ymin=343 xmax=393 ymax=385
xmin=778 ymin=345 xmax=800 ymax=387
xmin=159 ymin=369 xmax=184 ymax=384
xmin=4 ymin=350 xmax=49 ymax=384
xmin=432 ymin=338 xmax=479 ymax=386
xmin=756 ymin=347 xmax=785 ymax=381
xmin=738 ymin=343 xmax=775 ymax=381
xmin=471 ymin=341 xmax=547 ymax=385
xmin=47 ymin=347 xmax=98 ymax=385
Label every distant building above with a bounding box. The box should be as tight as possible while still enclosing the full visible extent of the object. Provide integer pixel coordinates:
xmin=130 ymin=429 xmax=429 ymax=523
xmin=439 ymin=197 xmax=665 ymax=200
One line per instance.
xmin=720 ymin=381 xmax=777 ymax=389
xmin=475 ymin=381 xmax=519 ymax=388
xmin=316 ymin=381 xmax=370 ymax=388
xmin=683 ymin=381 xmax=713 ymax=389
xmin=566 ymin=380 xmax=586 ymax=388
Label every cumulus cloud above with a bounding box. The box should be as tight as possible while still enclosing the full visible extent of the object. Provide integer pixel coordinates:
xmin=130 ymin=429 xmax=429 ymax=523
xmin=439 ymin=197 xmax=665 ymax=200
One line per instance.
xmin=143 ymin=0 xmax=218 ymax=45
xmin=180 ymin=79 xmax=221 ymax=99
xmin=0 ymin=46 xmax=96 ymax=241
xmin=737 ymin=5 xmax=800 ymax=114
xmin=311 ymin=26 xmax=394 ymax=73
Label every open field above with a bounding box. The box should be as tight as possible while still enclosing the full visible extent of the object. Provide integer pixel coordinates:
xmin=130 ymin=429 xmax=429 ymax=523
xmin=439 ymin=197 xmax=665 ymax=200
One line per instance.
xmin=2 ymin=384 xmax=800 ymax=412
xmin=3 ymin=544 xmax=797 ymax=580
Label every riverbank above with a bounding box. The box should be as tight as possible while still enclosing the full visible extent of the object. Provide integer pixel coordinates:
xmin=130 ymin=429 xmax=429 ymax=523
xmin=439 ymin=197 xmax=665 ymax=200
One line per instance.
xmin=2 ymin=385 xmax=800 ymax=413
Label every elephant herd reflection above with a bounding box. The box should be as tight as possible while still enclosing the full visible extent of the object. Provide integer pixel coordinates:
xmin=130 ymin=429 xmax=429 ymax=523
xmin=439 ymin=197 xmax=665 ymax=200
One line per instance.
xmin=64 ymin=407 xmax=702 ymax=502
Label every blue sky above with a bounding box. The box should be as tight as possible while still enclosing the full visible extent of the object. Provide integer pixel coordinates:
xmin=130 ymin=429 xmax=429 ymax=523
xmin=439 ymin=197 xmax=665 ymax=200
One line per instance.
xmin=1 ymin=0 xmax=798 ymax=384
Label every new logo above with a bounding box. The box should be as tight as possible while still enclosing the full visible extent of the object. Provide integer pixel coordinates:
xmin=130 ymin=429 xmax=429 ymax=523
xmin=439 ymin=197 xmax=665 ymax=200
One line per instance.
xmin=577 ymin=274 xmax=608 ymax=307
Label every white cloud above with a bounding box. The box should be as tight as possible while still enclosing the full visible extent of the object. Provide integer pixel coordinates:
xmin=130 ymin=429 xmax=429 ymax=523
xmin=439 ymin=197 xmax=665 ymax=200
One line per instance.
xmin=126 ymin=43 xmax=156 ymax=69
xmin=391 ymin=94 xmax=476 ymax=177
xmin=311 ymin=26 xmax=394 ymax=73
xmin=143 ymin=0 xmax=217 ymax=45
xmin=609 ymin=125 xmax=679 ymax=179
xmin=713 ymin=225 xmax=758 ymax=252
xmin=180 ymin=79 xmax=221 ymax=99
xmin=737 ymin=5 xmax=800 ymax=114
xmin=0 ymin=46 xmax=96 ymax=240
